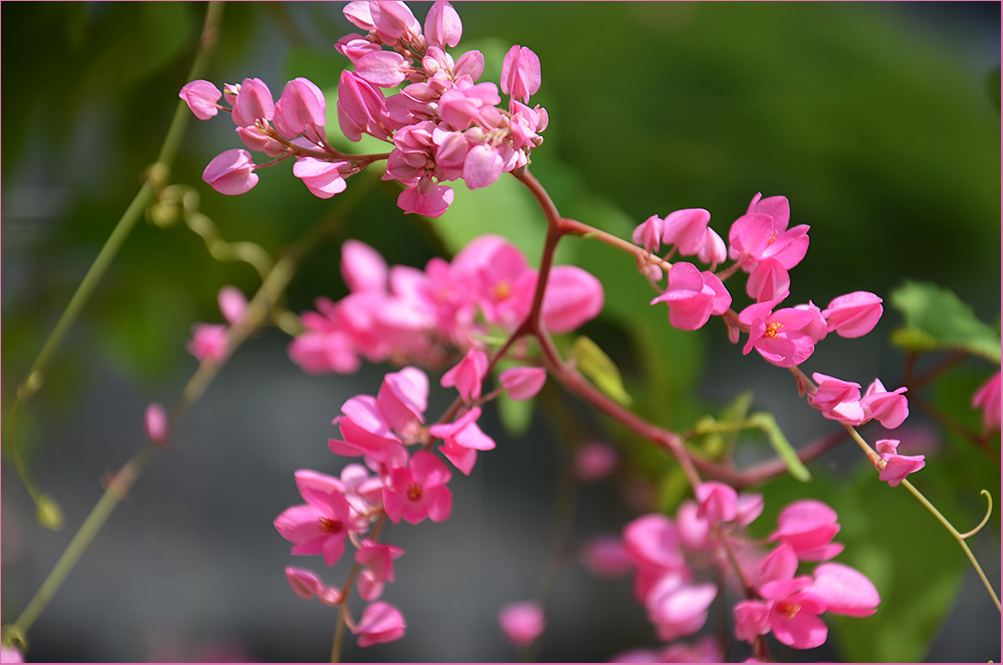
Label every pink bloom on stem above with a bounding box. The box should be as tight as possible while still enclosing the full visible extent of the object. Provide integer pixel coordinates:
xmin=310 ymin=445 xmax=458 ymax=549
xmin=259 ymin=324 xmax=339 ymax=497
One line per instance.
xmin=355 ymin=539 xmax=405 ymax=601
xmin=463 ymin=143 xmax=505 ymax=189
xmin=179 ymin=80 xmax=222 ymax=120
xmin=728 ymin=194 xmax=809 ymax=277
xmin=674 ymin=501 xmax=711 ymax=551
xmin=274 ymin=470 xmax=357 ymax=566
xmin=293 ymin=157 xmax=348 ymax=199
xmin=739 ymin=296 xmax=816 ymax=368
xmin=650 ymin=262 xmax=731 ymax=331
xmin=758 ymin=576 xmax=829 ymax=649
xmin=203 ymin=149 xmax=258 ymax=195
xmin=661 ymin=208 xmax=711 ymax=256
xmin=971 ymin=371 xmax=1001 ymax=433
xmin=809 ymin=372 xmax=861 ymax=414
xmin=330 ymin=395 xmax=407 ymax=466
xmin=541 ymin=265 xmax=605 ymax=333
xmin=341 ymin=239 xmax=389 ymax=294
xmin=622 ymin=514 xmax=686 ymax=600
xmin=377 ymin=366 xmax=429 ymax=434
xmin=354 ymin=601 xmax=407 ymax=647
xmin=694 ymin=481 xmax=738 ymax=525
xmin=144 ymin=402 xmax=169 ymax=447
xmin=732 ymin=599 xmax=771 ymax=643
xmin=875 ymin=438 xmax=925 ymax=487
xmin=285 ymin=566 xmax=342 ymax=606
xmin=580 ymin=534 xmax=632 ymax=577
xmin=822 ymin=291 xmax=883 ymax=338
xmin=337 ymin=70 xmax=391 ymax=142
xmin=757 ymin=542 xmax=799 ymax=587
xmin=229 ymin=77 xmax=275 ymax=128
xmin=573 ymin=440 xmax=618 ymax=482
xmin=441 ymin=347 xmax=489 ymax=401
xmin=500 ymin=45 xmax=542 ymax=104
xmin=498 ymin=601 xmax=545 ymax=647
xmin=645 ymin=574 xmax=717 ymax=642
xmin=769 ymin=499 xmax=843 ymax=562
xmin=357 ymin=50 xmax=409 ymax=88
xmin=859 ymin=378 xmax=909 ymax=429
xmin=187 ymin=323 xmax=229 ymax=363
xmin=498 ymin=366 xmax=547 ymax=401
xmin=810 ymin=562 xmax=880 ymax=617
xmin=632 ymin=214 xmax=664 ymax=253
xmin=383 ymin=451 xmax=453 ymax=524
xmin=698 ymin=227 xmax=727 ymax=268
xmin=218 ymin=286 xmax=248 ymax=325
xmin=428 ymin=407 xmax=495 ymax=475
xmin=369 ymin=0 xmax=420 ymax=44
xmin=273 ymin=77 xmax=327 ymax=141
xmin=398 ymin=176 xmax=455 ymax=217
xmin=424 ymin=0 xmax=462 ymax=49
xmin=794 ymin=301 xmax=828 ymax=342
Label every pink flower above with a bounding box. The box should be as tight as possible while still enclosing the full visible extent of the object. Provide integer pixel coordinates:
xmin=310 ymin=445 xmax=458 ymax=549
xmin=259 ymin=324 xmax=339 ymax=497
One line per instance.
xmin=695 ymin=481 xmax=737 ymax=524
xmin=329 ymin=395 xmax=407 ymax=466
xmin=500 ymin=45 xmax=542 ymax=104
xmin=645 ymin=575 xmax=717 ymax=642
xmin=769 ymin=499 xmax=843 ymax=562
xmin=809 ymin=372 xmax=861 ymax=413
xmin=273 ymin=77 xmax=327 ymax=141
xmin=573 ymin=440 xmax=618 ymax=482
xmin=144 ymin=402 xmax=169 ymax=446
xmin=274 ymin=470 xmax=358 ymax=566
xmin=369 ymin=1 xmax=420 ymax=44
xmin=463 ymin=143 xmax=505 ymax=189
xmin=187 ymin=323 xmax=229 ymax=363
xmin=758 ymin=576 xmax=828 ymax=649
xmin=622 ymin=514 xmax=686 ymax=600
xmin=859 ymin=378 xmax=909 ymax=429
xmin=229 ymin=77 xmax=275 ymax=128
xmin=541 ymin=265 xmax=605 ymax=333
xmin=810 ymin=562 xmax=880 ymax=617
xmin=739 ymin=296 xmax=816 ymax=367
xmin=580 ymin=534 xmax=632 ymax=577
xmin=293 ymin=157 xmax=349 ymax=199
xmin=441 ymin=347 xmax=489 ymax=401
xmin=424 ymin=0 xmax=462 ymax=49
xmin=650 ymin=262 xmax=731 ymax=331
xmin=498 ymin=366 xmax=547 ymax=401
xmin=971 ymin=371 xmax=1001 ymax=433
xmin=428 ymin=407 xmax=496 ymax=475
xmin=674 ymin=501 xmax=711 ymax=551
xmin=398 ymin=176 xmax=455 ymax=217
xmin=202 ymin=149 xmax=258 ymax=195
xmin=0 ymin=647 xmax=24 ymax=663
xmin=355 ymin=539 xmax=406 ymax=601
xmin=661 ymin=208 xmax=711 ymax=256
xmin=341 ymin=240 xmax=389 ymax=294
xmin=218 ymin=286 xmax=248 ymax=325
xmin=383 ymin=451 xmax=453 ymax=524
xmin=376 ymin=366 xmax=429 ymax=434
xmin=632 ymin=215 xmax=664 ymax=253
xmin=875 ymin=439 xmax=925 ymax=487
xmin=179 ymin=80 xmax=222 ymax=120
xmin=698 ymin=227 xmax=727 ymax=268
xmin=357 ymin=50 xmax=409 ymax=88
xmin=285 ymin=566 xmax=342 ymax=606
xmin=822 ymin=291 xmax=883 ymax=338
xmin=337 ymin=70 xmax=391 ymax=142
xmin=354 ymin=601 xmax=407 ymax=647
xmin=498 ymin=601 xmax=545 ymax=647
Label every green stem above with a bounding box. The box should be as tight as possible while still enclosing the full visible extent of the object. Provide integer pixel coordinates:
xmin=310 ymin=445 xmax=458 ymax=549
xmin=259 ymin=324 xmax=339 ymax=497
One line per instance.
xmin=897 ymin=479 xmax=1001 ymax=612
xmin=5 ymin=0 xmax=226 ymax=520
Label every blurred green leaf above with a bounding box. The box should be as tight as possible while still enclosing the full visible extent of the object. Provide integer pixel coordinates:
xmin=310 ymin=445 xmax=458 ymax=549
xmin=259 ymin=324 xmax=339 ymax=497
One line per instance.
xmin=890 ymin=281 xmax=1001 ymax=363
xmin=496 ymin=392 xmax=535 ymax=438
xmin=747 ymin=411 xmax=811 ymax=482
xmin=570 ymin=336 xmax=632 ymax=407
xmin=986 ymin=64 xmax=1001 ymax=114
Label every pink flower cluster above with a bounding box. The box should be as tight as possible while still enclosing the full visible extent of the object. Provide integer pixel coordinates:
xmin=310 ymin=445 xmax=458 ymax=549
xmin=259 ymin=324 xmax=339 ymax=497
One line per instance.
xmin=288 ymin=234 xmax=602 ymax=375
xmin=637 ymin=194 xmax=885 ymax=369
xmin=274 ymin=351 xmax=547 ymax=648
xmin=186 ymin=286 xmax=248 ymax=364
xmin=585 ymin=487 xmax=879 ymax=656
xmin=179 ymin=1 xmax=547 ymax=217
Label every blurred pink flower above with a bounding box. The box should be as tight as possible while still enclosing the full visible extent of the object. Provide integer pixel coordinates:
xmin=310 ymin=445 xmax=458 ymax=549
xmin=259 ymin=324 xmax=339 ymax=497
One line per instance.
xmin=498 ymin=601 xmax=545 ymax=647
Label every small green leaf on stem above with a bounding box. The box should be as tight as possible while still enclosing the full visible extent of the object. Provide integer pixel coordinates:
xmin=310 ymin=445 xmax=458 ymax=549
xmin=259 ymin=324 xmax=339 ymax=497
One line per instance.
xmin=570 ymin=336 xmax=632 ymax=406
xmin=746 ymin=412 xmax=811 ymax=482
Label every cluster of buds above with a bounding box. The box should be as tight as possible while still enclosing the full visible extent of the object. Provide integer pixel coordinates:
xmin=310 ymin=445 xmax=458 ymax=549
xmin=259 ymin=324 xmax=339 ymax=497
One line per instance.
xmin=288 ymin=234 xmax=602 ymax=375
xmin=585 ymin=486 xmax=879 ymax=658
xmin=179 ymin=0 xmax=547 ymax=217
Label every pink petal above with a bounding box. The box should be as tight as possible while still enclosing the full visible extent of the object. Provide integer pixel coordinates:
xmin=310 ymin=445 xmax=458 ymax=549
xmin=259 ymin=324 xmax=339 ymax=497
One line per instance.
xmin=498 ymin=366 xmax=547 ymax=401
xmin=498 ymin=601 xmax=545 ymax=647
xmin=202 ymin=149 xmax=258 ymax=196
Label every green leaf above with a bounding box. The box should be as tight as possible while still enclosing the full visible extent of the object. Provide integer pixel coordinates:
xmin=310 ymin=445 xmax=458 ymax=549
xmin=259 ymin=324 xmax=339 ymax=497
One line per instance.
xmin=570 ymin=336 xmax=632 ymax=407
xmin=746 ymin=412 xmax=811 ymax=482
xmin=889 ymin=281 xmax=1001 ymax=363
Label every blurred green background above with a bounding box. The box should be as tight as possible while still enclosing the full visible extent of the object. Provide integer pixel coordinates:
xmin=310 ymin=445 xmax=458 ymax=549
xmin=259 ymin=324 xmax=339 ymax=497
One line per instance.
xmin=2 ymin=2 xmax=999 ymax=662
